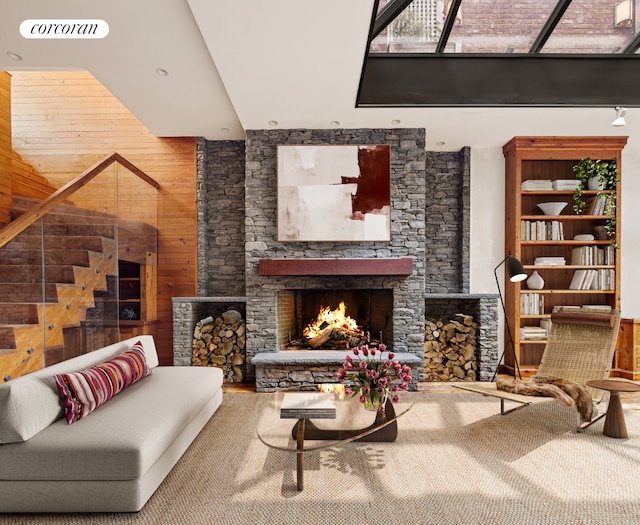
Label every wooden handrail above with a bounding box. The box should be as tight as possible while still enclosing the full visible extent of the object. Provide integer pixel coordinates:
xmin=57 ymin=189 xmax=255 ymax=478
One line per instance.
xmin=0 ymin=153 xmax=159 ymax=249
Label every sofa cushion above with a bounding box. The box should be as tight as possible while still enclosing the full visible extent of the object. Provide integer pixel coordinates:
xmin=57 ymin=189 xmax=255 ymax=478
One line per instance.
xmin=0 ymin=366 xmax=224 ymax=481
xmin=55 ymin=340 xmax=152 ymax=424
xmin=0 ymin=335 xmax=158 ymax=443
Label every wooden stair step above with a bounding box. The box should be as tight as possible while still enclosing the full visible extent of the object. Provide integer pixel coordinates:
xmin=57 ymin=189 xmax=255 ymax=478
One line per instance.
xmin=0 ymin=327 xmax=16 ymax=349
xmin=43 ymin=223 xmax=116 ymax=238
xmin=0 ymin=249 xmax=92 ymax=266
xmin=11 ymin=196 xmax=115 ymax=221
xmin=0 ymin=304 xmax=39 ymax=324
xmin=3 ymin=235 xmax=109 ymax=252
xmin=0 ymin=265 xmax=76 ymax=284
xmin=0 ymin=283 xmax=58 ymax=303
xmin=0 ymin=348 xmax=18 ymax=358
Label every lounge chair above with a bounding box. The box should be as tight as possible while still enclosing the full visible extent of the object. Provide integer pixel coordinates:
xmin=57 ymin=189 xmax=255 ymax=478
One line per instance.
xmin=455 ymin=307 xmax=621 ymax=432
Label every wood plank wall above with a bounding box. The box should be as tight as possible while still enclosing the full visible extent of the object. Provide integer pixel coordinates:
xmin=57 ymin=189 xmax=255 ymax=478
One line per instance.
xmin=0 ymin=73 xmax=11 ymax=226
xmin=9 ymin=71 xmax=198 ymax=365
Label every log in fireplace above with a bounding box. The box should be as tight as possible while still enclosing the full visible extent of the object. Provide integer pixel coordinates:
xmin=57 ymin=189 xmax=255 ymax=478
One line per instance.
xmin=277 ymin=289 xmax=393 ymax=351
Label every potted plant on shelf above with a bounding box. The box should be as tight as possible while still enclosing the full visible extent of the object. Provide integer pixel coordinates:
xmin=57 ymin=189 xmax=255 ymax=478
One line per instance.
xmin=572 ymin=158 xmax=618 ymax=248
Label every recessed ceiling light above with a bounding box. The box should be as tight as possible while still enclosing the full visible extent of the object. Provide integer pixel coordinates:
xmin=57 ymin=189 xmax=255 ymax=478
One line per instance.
xmin=220 ymin=127 xmax=230 ymax=133
xmin=391 ymin=119 xmax=401 ymax=125
xmin=155 ymin=68 xmax=168 ymax=76
xmin=436 ymin=141 xmax=445 ymax=146
xmin=330 ymin=120 xmax=340 ymax=126
xmin=7 ymin=51 xmax=23 ymax=61
xmin=268 ymin=120 xmax=278 ymax=126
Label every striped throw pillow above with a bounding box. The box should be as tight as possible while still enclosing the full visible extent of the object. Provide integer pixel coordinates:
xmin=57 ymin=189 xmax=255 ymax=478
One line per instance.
xmin=55 ymin=340 xmax=151 ymax=424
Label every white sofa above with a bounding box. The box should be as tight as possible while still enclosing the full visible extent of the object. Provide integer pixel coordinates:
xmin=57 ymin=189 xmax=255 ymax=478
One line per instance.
xmin=0 ymin=335 xmax=223 ymax=513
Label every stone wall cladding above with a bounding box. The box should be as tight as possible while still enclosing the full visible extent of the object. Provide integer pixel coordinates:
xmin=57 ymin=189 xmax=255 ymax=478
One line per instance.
xmin=199 ymin=139 xmax=246 ymax=297
xmin=184 ymin=132 xmax=496 ymax=387
xmin=245 ymin=129 xmax=427 ymax=386
xmin=424 ymin=148 xmax=470 ymax=293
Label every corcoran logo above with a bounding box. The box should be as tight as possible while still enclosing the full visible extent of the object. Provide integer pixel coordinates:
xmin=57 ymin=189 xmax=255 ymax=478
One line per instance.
xmin=19 ymin=19 xmax=109 ymax=39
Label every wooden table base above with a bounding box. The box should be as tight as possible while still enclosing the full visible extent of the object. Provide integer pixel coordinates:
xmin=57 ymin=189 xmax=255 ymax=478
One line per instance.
xmin=291 ymin=400 xmax=398 ymax=491
xmin=587 ymin=379 xmax=640 ymax=439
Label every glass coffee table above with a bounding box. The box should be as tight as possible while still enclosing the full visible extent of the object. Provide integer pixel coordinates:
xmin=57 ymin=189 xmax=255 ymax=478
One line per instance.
xmin=257 ymin=384 xmax=414 ymax=491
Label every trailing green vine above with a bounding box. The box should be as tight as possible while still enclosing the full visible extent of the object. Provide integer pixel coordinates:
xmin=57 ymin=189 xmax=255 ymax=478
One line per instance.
xmin=572 ymin=158 xmax=618 ymax=248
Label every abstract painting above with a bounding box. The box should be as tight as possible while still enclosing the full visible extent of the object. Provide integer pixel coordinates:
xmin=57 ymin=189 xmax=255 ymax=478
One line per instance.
xmin=277 ymin=145 xmax=391 ymax=241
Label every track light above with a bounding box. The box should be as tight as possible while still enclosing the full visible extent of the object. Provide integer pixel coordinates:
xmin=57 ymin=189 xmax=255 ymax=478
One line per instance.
xmin=612 ymin=106 xmax=626 ymax=127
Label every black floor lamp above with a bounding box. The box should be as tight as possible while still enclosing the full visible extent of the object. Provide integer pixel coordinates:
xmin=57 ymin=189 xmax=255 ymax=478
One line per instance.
xmin=492 ymin=255 xmax=527 ymax=381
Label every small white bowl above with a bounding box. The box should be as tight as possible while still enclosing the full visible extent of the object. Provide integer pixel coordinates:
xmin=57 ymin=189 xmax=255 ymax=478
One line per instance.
xmin=537 ymin=202 xmax=567 ymax=216
xmin=574 ymin=234 xmax=595 ymax=241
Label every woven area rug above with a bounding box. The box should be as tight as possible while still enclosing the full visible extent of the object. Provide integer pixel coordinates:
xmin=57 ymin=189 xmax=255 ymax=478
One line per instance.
xmin=2 ymin=391 xmax=640 ymax=525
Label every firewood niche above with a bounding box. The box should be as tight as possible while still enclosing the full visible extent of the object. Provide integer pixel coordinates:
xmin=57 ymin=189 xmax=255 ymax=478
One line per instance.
xmin=424 ymin=314 xmax=478 ymax=381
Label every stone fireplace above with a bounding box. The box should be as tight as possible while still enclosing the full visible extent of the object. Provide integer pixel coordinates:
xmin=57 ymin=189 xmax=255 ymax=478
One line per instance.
xmin=172 ymin=128 xmax=499 ymax=390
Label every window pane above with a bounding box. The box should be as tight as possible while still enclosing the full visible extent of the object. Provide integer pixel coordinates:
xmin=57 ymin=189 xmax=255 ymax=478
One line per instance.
xmin=446 ymin=0 xmax=556 ymax=53
xmin=542 ymin=0 xmax=636 ymax=53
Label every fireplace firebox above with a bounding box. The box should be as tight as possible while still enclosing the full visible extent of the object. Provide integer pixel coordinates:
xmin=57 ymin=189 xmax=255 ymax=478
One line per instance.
xmin=277 ymin=289 xmax=393 ymax=351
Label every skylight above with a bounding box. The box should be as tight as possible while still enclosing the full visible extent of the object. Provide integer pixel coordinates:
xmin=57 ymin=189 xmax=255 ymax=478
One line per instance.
xmin=357 ymin=0 xmax=640 ymax=107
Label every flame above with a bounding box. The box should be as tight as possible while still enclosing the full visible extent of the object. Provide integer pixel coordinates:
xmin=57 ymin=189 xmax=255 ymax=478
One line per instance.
xmin=319 ymin=383 xmax=346 ymax=400
xmin=303 ymin=301 xmax=363 ymax=338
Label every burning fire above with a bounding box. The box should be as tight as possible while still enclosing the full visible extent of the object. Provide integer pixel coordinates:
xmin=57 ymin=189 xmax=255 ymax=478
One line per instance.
xmin=319 ymin=383 xmax=346 ymax=400
xmin=303 ymin=301 xmax=363 ymax=339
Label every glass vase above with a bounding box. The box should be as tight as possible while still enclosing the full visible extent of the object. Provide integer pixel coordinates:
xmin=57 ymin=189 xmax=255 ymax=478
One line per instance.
xmin=363 ymin=391 xmax=388 ymax=411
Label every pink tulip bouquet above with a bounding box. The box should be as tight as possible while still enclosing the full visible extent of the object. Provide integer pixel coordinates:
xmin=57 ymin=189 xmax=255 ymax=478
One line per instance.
xmin=337 ymin=343 xmax=412 ymax=413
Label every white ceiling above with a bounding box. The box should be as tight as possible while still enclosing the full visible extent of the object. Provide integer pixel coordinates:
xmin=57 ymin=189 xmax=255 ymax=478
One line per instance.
xmin=0 ymin=0 xmax=635 ymax=151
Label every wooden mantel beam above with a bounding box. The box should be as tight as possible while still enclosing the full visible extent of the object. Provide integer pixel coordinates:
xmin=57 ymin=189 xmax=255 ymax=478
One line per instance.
xmin=258 ymin=258 xmax=413 ymax=277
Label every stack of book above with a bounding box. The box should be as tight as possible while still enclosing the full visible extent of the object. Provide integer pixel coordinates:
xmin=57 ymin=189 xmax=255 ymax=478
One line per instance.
xmin=520 ymin=326 xmax=547 ymax=341
xmin=571 ymin=246 xmax=615 ymax=266
xmin=584 ymin=195 xmax=610 ymax=215
xmin=534 ymin=256 xmax=566 ymax=266
xmin=552 ymin=179 xmax=581 ymax=191
xmin=521 ymin=220 xmax=564 ymax=240
xmin=582 ymin=304 xmax=612 ymax=312
xmin=280 ymin=392 xmax=337 ymax=419
xmin=567 ymin=269 xmax=616 ymax=290
xmin=521 ymin=293 xmax=544 ymax=315
xmin=522 ymin=179 xmax=553 ymax=191
xmin=569 ymin=269 xmax=596 ymax=290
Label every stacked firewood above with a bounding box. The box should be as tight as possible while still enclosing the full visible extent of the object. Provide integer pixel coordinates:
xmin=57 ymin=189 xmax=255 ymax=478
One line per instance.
xmin=424 ymin=313 xmax=477 ymax=381
xmin=192 ymin=309 xmax=245 ymax=382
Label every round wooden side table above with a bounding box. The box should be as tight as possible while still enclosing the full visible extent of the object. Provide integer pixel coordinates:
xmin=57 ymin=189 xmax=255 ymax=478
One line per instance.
xmin=587 ymin=379 xmax=640 ymax=439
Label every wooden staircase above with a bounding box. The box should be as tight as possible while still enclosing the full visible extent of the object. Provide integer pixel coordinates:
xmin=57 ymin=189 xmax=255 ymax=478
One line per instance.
xmin=0 ymin=153 xmax=160 ymax=382
xmin=0 ymin=200 xmax=120 ymax=380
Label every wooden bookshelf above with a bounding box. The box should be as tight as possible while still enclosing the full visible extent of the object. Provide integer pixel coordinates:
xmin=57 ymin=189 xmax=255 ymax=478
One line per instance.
xmin=502 ymin=137 xmax=627 ymax=377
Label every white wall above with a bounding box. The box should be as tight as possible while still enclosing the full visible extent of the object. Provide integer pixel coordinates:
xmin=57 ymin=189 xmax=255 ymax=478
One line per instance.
xmin=469 ymin=144 xmax=640 ymax=319
xmin=620 ymin=145 xmax=640 ymax=317
xmin=469 ymin=147 xmax=505 ymax=294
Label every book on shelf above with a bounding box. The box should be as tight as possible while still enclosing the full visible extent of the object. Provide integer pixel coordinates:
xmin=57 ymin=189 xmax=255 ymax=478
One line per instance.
xmin=520 ymin=326 xmax=547 ymax=340
xmin=540 ymin=318 xmax=552 ymax=335
xmin=280 ymin=392 xmax=337 ymax=419
xmin=567 ymin=268 xmax=613 ymax=290
xmin=521 ymin=220 xmax=564 ymax=241
xmin=584 ymin=195 xmax=606 ymax=215
xmin=522 ymin=179 xmax=553 ymax=191
xmin=552 ymin=179 xmax=581 ymax=191
xmin=520 ymin=292 xmax=544 ymax=315
xmin=582 ymin=304 xmax=612 ymax=311
xmin=589 ymin=269 xmax=615 ymax=290
xmin=570 ymin=246 xmax=614 ymax=266
xmin=584 ymin=195 xmax=614 ymax=216
xmin=533 ymin=256 xmax=566 ymax=266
